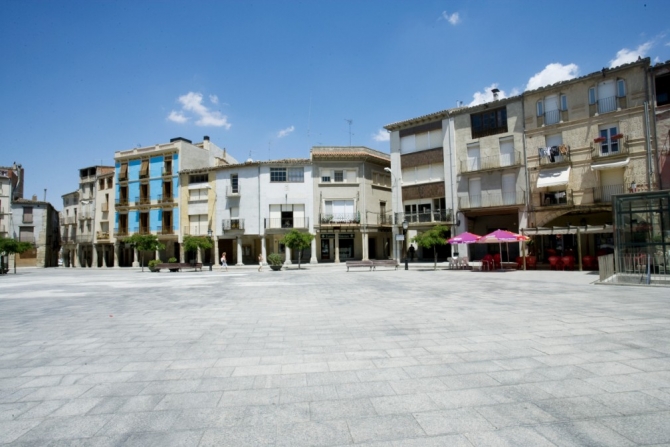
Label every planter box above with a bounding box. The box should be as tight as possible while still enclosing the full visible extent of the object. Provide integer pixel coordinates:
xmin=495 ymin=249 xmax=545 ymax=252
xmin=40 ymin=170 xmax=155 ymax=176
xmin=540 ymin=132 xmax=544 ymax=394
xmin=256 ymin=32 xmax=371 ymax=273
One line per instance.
xmin=270 ymin=265 xmax=282 ymax=271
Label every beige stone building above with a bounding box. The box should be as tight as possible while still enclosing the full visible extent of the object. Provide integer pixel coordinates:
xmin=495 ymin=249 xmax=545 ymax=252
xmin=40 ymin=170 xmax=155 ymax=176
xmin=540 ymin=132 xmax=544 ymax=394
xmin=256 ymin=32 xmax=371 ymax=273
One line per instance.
xmin=311 ymin=146 xmax=393 ymax=262
xmin=523 ymin=58 xmax=653 ymax=259
xmin=59 ymin=190 xmax=78 ymax=267
xmin=651 ymin=60 xmax=670 ymax=189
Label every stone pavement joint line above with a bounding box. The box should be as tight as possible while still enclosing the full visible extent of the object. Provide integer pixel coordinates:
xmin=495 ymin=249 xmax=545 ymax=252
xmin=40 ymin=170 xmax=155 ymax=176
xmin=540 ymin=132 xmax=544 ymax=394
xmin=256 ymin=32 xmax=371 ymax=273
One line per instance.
xmin=1 ymin=267 xmax=670 ymax=446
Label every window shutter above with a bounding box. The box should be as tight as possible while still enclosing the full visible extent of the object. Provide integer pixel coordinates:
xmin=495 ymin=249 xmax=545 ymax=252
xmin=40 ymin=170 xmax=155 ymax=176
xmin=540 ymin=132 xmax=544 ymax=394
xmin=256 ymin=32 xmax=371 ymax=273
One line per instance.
xmin=536 ymin=100 xmax=543 ymax=117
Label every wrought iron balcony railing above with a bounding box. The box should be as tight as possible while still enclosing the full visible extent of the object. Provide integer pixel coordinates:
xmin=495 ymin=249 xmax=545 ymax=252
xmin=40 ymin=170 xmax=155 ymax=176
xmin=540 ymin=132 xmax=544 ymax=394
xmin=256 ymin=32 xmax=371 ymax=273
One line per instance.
xmin=404 ymin=209 xmax=453 ymax=224
xmin=264 ymin=217 xmax=309 ymax=229
xmin=114 ymin=229 xmax=129 ymax=238
xmin=458 ymin=191 xmax=525 ymax=209
xmin=460 ymin=151 xmax=521 ymax=173
xmin=592 ymin=184 xmax=625 ymax=204
xmin=536 ymin=190 xmax=573 ymax=207
xmin=539 ymin=150 xmax=571 ymax=166
xmin=158 ymin=194 xmax=174 ymax=203
xmin=115 ymin=198 xmax=129 ymax=206
xmin=156 ymin=226 xmax=174 ymax=235
xmin=222 ymin=219 xmax=245 ymax=231
xmin=135 ymin=196 xmax=151 ymax=206
xmin=96 ymin=231 xmax=110 ymax=240
xmin=591 ymin=136 xmax=628 ymax=159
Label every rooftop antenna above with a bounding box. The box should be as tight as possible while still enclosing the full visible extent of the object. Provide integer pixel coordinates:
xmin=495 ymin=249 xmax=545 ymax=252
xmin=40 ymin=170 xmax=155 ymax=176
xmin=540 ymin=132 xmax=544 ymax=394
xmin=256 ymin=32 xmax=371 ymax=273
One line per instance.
xmin=345 ymin=119 xmax=353 ymax=146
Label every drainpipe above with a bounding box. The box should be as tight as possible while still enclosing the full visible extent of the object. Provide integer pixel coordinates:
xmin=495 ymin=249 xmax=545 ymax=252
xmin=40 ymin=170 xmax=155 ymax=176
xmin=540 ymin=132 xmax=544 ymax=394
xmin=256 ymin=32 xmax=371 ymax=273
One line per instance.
xmin=521 ymin=97 xmax=530 ymax=270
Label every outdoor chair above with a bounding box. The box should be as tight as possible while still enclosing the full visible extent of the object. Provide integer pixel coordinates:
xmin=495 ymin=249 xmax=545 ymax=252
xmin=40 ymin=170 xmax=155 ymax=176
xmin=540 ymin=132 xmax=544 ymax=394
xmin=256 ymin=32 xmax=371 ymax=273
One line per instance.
xmin=492 ymin=254 xmax=502 ymax=270
xmin=582 ymin=255 xmax=597 ymax=270
xmin=526 ymin=256 xmax=537 ymax=270
xmin=548 ymin=256 xmax=563 ymax=270
xmin=561 ymin=256 xmax=575 ymax=270
xmin=481 ymin=254 xmax=494 ymax=271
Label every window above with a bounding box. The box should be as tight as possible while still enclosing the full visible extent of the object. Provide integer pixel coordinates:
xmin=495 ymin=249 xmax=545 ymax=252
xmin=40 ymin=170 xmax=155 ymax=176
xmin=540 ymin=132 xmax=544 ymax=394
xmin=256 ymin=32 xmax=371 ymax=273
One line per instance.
xmin=560 ymin=94 xmax=568 ymax=111
xmin=270 ymin=167 xmax=304 ymax=182
xmin=139 ymin=159 xmax=149 ymax=178
xmin=470 ymin=106 xmax=507 ymax=139
xmin=321 ymin=171 xmax=331 ymax=182
xmin=189 ymin=174 xmax=208 ymax=184
xmin=334 ymin=170 xmax=344 ymax=182
xmin=617 ymin=79 xmax=626 ymax=97
xmin=324 ymin=200 xmax=355 ymax=222
xmin=288 ymin=167 xmax=304 ymax=182
xmin=231 ymin=174 xmax=239 ymax=193
xmin=23 ymin=206 xmax=33 ymax=224
xmin=270 ymin=168 xmax=286 ymax=182
xmin=588 ymin=87 xmax=596 ymax=105
xmin=599 ymin=126 xmax=620 ymax=155
xmin=119 ymin=163 xmax=128 ymax=180
xmin=536 ymin=100 xmax=544 ymax=117
xmin=656 ymin=73 xmax=670 ymax=106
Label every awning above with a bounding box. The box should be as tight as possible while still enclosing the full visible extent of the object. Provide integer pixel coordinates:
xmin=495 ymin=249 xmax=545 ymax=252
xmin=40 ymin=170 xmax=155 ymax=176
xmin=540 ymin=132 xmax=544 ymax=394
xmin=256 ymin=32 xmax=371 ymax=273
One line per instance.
xmin=537 ymin=166 xmax=571 ymax=188
xmin=591 ymin=157 xmax=630 ymax=171
xmin=188 ymin=183 xmax=211 ymax=190
xmin=521 ymin=224 xmax=613 ymax=236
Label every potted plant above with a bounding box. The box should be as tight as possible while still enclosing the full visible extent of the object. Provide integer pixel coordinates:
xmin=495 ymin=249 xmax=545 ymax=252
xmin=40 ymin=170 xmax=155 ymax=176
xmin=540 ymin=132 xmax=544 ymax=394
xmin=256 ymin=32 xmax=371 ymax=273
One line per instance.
xmin=593 ymin=137 xmax=606 ymax=143
xmin=611 ymin=133 xmax=624 ymax=141
xmin=267 ymin=253 xmax=284 ymax=271
xmin=148 ymin=259 xmax=161 ymax=272
xmin=167 ymin=257 xmax=179 ymax=272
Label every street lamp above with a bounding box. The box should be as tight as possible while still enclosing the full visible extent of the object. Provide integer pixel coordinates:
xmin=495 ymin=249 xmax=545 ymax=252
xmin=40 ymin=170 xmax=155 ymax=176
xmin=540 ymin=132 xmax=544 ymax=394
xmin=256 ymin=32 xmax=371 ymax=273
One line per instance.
xmin=207 ymin=229 xmax=213 ymax=271
xmin=402 ymin=219 xmax=408 ymax=271
xmin=385 ymin=167 xmax=403 ymax=262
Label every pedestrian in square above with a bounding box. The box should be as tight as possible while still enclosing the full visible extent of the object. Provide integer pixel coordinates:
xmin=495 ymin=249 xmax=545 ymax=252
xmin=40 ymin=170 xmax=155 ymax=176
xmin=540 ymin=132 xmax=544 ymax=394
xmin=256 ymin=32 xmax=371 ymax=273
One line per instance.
xmin=258 ymin=254 xmax=263 ymax=272
xmin=220 ymin=252 xmax=228 ymax=272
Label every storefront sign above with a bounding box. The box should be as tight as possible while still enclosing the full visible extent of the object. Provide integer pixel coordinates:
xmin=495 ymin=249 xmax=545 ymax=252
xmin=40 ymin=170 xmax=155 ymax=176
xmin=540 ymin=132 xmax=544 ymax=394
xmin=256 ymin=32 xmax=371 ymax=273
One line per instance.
xmin=320 ymin=233 xmax=355 ymax=239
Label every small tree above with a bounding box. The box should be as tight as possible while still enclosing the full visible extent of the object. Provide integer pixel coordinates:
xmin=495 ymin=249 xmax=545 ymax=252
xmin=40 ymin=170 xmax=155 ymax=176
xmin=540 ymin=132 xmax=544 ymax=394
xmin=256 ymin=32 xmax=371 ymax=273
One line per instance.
xmin=123 ymin=234 xmax=164 ymax=272
xmin=412 ymin=225 xmax=449 ymax=270
xmin=182 ymin=235 xmax=213 ymax=263
xmin=280 ymin=229 xmax=314 ymax=269
xmin=0 ymin=237 xmax=34 ymax=274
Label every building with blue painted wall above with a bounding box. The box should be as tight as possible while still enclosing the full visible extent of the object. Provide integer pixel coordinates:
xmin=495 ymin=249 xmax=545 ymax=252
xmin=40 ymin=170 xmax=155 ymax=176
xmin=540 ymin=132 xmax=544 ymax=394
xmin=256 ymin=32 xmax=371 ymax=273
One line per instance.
xmin=113 ymin=136 xmax=236 ymax=266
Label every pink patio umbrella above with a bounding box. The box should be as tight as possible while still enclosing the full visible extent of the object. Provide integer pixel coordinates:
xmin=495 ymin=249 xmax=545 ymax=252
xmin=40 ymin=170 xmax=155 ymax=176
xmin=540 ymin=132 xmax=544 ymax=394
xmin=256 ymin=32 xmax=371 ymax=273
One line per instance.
xmin=477 ymin=229 xmax=529 ymax=266
xmin=447 ymin=232 xmax=481 ymax=263
xmin=447 ymin=232 xmax=481 ymax=244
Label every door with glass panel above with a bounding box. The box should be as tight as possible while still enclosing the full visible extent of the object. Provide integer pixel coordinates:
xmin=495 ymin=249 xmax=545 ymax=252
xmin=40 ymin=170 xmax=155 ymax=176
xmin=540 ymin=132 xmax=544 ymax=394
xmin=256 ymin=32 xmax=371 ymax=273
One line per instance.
xmin=502 ymin=173 xmax=516 ymax=205
xmin=599 ymin=126 xmax=619 ymax=156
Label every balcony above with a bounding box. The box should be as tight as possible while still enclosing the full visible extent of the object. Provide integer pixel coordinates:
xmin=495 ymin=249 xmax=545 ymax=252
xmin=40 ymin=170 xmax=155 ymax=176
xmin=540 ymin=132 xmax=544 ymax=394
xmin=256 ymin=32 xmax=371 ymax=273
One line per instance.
xmin=101 ymin=202 xmax=109 ymax=212
xmin=114 ymin=229 xmax=129 ymax=238
xmin=76 ymin=234 xmax=93 ymax=243
xmin=222 ymin=219 xmax=245 ymax=231
xmin=158 ymin=194 xmax=174 ymax=204
xmin=458 ymin=191 xmax=525 ymax=209
xmin=461 ymin=151 xmax=522 ymax=173
xmin=592 ymin=184 xmax=625 ymax=203
xmin=135 ymin=196 xmax=151 ymax=206
xmin=379 ymin=213 xmax=394 ymax=226
xmin=226 ymin=186 xmax=241 ymax=196
xmin=536 ymin=190 xmax=573 ymax=207
xmin=156 ymin=226 xmax=174 ymax=235
xmin=78 ymin=211 xmax=91 ymax=220
xmin=544 ymin=109 xmax=561 ymax=125
xmin=320 ymin=213 xmax=360 ymax=225
xmin=183 ymin=226 xmax=211 ymax=236
xmin=591 ymin=136 xmax=628 ymax=160
xmin=162 ymin=167 xmax=173 ymax=177
xmin=96 ymin=231 xmax=110 ymax=240
xmin=115 ymin=197 xmax=129 ymax=207
xmin=264 ymin=217 xmax=309 ymax=230
xmin=539 ymin=150 xmax=571 ymax=166
xmin=405 ymin=208 xmax=452 ymax=224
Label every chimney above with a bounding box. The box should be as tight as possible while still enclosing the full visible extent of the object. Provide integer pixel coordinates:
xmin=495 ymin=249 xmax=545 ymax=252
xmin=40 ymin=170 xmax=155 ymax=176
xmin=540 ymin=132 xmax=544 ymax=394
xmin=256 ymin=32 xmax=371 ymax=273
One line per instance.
xmin=203 ymin=135 xmax=210 ymax=150
xmin=491 ymin=88 xmax=500 ymax=101
xmin=32 ymin=194 xmax=37 ymax=201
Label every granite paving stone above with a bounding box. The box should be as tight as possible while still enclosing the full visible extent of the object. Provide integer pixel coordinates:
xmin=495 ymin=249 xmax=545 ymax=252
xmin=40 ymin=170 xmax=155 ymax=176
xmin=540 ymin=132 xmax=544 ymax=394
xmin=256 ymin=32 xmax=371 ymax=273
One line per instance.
xmin=1 ymin=267 xmax=670 ymax=445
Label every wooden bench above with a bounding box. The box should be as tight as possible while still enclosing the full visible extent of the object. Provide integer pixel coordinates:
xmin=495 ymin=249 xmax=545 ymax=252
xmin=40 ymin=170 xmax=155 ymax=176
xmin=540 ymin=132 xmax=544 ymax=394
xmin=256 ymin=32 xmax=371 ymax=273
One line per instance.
xmin=372 ymin=259 xmax=399 ymax=270
xmin=156 ymin=263 xmax=203 ymax=272
xmin=346 ymin=260 xmax=373 ymax=271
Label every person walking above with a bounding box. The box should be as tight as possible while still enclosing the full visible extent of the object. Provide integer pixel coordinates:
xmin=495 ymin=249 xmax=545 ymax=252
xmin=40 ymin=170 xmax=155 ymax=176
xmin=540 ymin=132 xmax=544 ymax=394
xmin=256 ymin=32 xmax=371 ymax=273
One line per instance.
xmin=258 ymin=254 xmax=263 ymax=272
xmin=220 ymin=252 xmax=228 ymax=272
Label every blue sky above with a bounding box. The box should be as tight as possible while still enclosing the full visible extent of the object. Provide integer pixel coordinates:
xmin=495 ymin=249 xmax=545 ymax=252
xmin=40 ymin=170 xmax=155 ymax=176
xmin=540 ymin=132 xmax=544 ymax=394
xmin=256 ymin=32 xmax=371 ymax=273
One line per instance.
xmin=2 ymin=0 xmax=669 ymax=207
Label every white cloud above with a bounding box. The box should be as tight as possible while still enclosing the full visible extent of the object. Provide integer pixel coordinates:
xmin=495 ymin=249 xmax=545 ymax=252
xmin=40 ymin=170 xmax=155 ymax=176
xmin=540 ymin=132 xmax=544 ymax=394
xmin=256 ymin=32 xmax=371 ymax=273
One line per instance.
xmin=167 ymin=92 xmax=231 ymax=128
xmin=468 ymin=83 xmax=510 ymax=106
xmin=609 ymin=41 xmax=653 ymax=67
xmin=167 ymin=111 xmax=188 ymax=124
xmin=209 ymin=94 xmax=219 ymax=104
xmin=372 ymin=129 xmax=390 ymax=142
xmin=525 ymin=63 xmax=579 ymax=91
xmin=440 ymin=11 xmax=460 ymax=25
xmin=277 ymin=126 xmax=295 ymax=138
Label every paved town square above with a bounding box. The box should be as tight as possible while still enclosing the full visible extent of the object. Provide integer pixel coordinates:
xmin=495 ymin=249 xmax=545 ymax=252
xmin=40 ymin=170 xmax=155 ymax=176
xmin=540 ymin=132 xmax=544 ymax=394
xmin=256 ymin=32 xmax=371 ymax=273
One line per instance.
xmin=1 ymin=266 xmax=670 ymax=446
